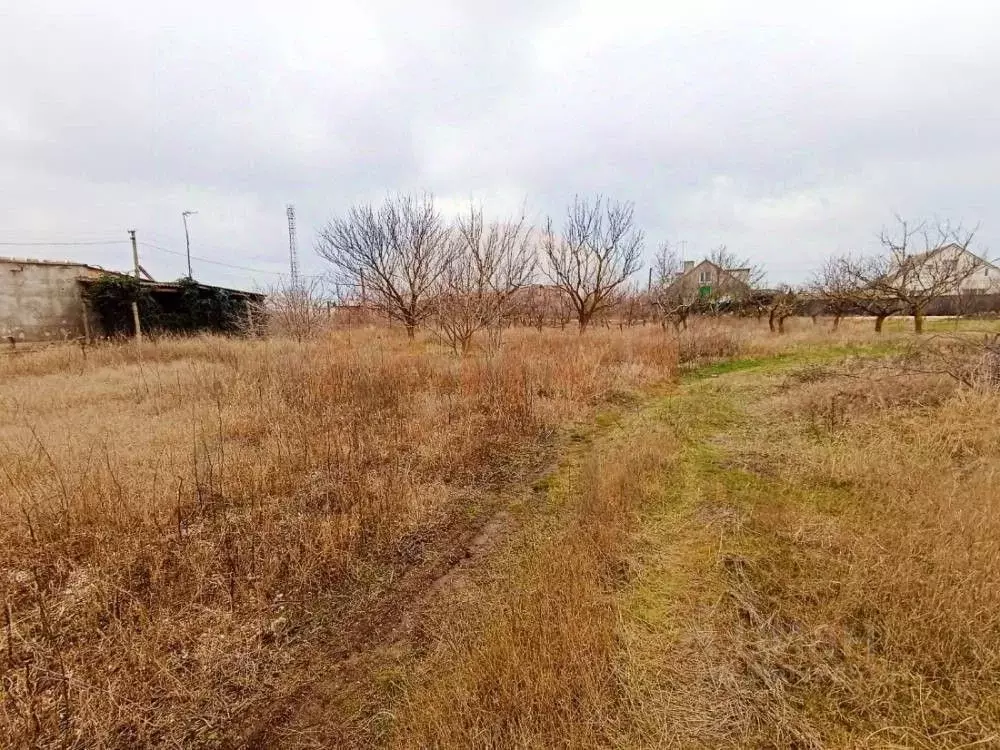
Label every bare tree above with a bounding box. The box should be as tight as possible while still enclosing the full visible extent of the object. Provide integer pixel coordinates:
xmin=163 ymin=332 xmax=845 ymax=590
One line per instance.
xmin=428 ymin=204 xmax=536 ymax=354
xmin=316 ymin=193 xmax=451 ymax=338
xmin=708 ymin=245 xmax=766 ymax=289
xmin=265 ymin=276 xmax=329 ymax=342
xmin=767 ymin=285 xmax=799 ymax=334
xmin=811 ymin=255 xmax=861 ymax=330
xmin=542 ymin=195 xmax=644 ymax=332
xmin=653 ymin=240 xmax=683 ymax=284
xmin=837 ymin=253 xmax=905 ymax=333
xmin=650 ymin=242 xmax=692 ymax=330
xmin=871 ymin=217 xmax=982 ymax=333
xmin=615 ymin=281 xmax=649 ymax=328
xmin=513 ymin=284 xmax=550 ymax=331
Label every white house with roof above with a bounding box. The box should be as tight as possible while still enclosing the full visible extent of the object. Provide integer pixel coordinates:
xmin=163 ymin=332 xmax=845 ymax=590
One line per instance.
xmin=889 ymin=243 xmax=999 ymax=295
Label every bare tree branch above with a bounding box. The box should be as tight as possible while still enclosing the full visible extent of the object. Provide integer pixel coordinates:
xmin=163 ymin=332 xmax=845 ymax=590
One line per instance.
xmin=872 ymin=216 xmax=982 ymax=333
xmin=316 ymin=193 xmax=451 ymax=338
xmin=428 ymin=203 xmax=536 ymax=353
xmin=542 ymin=195 xmax=644 ymax=331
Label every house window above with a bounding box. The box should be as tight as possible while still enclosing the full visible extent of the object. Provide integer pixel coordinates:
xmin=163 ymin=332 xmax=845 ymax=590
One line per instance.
xmin=699 ymin=270 xmax=711 ymax=284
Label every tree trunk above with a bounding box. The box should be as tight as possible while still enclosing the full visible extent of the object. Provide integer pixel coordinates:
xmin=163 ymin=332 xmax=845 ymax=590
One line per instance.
xmin=875 ymin=314 xmax=887 ymax=333
xmin=832 ymin=313 xmax=841 ymax=331
xmin=913 ymin=306 xmax=925 ymax=334
xmin=778 ymin=315 xmax=787 ymax=334
xmin=768 ymin=308 xmax=777 ymax=333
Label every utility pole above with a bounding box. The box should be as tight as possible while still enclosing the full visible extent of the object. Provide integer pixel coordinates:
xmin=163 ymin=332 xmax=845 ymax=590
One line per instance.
xmin=129 ymin=230 xmax=142 ymax=343
xmin=182 ymin=210 xmax=197 ymax=279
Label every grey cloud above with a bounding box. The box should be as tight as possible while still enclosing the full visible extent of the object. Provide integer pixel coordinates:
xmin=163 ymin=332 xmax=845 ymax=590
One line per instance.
xmin=1 ymin=0 xmax=998 ymax=290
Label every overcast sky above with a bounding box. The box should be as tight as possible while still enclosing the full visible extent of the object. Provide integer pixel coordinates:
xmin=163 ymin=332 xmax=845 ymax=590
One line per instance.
xmin=2 ymin=0 xmax=998 ymax=289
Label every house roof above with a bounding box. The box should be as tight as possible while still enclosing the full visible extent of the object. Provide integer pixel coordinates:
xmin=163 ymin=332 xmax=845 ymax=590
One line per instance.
xmin=667 ymin=259 xmax=752 ymax=291
xmin=897 ymin=243 xmax=995 ymax=266
xmin=0 ymin=254 xmax=263 ymax=299
xmin=76 ymin=276 xmax=266 ymax=301
xmin=886 ymin=244 xmax=999 ymax=284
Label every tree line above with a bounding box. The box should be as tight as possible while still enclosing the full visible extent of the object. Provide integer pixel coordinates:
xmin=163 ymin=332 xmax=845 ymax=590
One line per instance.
xmin=315 ymin=193 xmax=644 ymax=352
xmin=313 ymin=194 xmax=991 ymax=350
xmin=811 ymin=217 xmax=984 ymax=333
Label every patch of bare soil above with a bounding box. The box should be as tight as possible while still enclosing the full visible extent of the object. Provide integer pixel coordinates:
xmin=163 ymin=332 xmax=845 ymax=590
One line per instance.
xmin=227 ymin=446 xmax=562 ymax=749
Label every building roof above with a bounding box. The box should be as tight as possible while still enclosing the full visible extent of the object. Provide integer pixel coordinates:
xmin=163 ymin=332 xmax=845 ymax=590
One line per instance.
xmin=0 ymin=254 xmax=263 ymax=300
xmin=667 ymin=259 xmax=752 ymax=292
xmin=0 ymin=256 xmax=109 ymax=273
xmin=899 ymin=243 xmax=998 ymax=270
xmin=76 ymin=276 xmax=265 ymax=301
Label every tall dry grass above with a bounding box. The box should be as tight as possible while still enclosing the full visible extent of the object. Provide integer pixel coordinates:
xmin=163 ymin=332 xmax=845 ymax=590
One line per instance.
xmin=5 ymin=315 xmax=967 ymax=748
xmin=646 ymin=358 xmax=1000 ymax=747
xmin=782 ymin=378 xmax=1000 ymax=744
xmin=0 ymin=326 xmax=676 ymax=748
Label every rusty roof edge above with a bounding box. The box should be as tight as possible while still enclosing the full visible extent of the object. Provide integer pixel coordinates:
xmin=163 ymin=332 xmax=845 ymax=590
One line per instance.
xmin=76 ymin=276 xmax=265 ymax=298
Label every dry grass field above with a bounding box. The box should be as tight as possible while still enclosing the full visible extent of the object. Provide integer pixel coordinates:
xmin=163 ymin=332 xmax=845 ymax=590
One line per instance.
xmin=2 ymin=316 xmax=999 ymax=748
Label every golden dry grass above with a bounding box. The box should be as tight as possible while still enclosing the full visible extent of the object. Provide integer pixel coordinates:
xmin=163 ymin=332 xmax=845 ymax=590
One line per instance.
xmin=0 ymin=325 xmax=676 ymax=748
xmin=617 ymin=350 xmax=1000 ymax=748
xmin=4 ymin=316 xmax=999 ymax=748
xmin=392 ymin=409 xmax=676 ymax=748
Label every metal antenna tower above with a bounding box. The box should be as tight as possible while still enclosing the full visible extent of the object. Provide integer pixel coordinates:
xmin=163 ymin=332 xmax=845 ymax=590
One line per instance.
xmin=286 ymin=204 xmax=300 ymax=289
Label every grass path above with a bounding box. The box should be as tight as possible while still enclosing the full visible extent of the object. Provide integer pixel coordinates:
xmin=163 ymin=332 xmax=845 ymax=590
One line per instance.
xmin=264 ymin=336 xmax=1000 ymax=747
xmin=385 ymin=342 xmax=903 ymax=747
xmin=618 ymin=354 xmax=842 ymax=747
xmin=618 ymin=344 xmax=1000 ymax=748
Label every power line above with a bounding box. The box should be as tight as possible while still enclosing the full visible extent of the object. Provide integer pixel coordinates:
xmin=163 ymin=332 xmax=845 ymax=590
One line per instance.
xmin=144 ymin=229 xmax=294 ymax=269
xmin=138 ymin=241 xmax=324 ymax=277
xmin=0 ymin=239 xmax=129 ymax=247
xmin=0 ymin=235 xmax=323 ymax=278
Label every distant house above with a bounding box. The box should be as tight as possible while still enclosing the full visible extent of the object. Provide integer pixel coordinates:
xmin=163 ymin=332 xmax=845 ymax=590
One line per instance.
xmin=888 ymin=243 xmax=1000 ymax=295
xmin=1 ymin=256 xmax=265 ymax=342
xmin=663 ymin=259 xmax=753 ymax=302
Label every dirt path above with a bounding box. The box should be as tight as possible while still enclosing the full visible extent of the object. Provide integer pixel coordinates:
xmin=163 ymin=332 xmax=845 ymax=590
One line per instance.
xmin=241 ymin=341 xmax=980 ymax=748
xmin=232 ymin=391 xmax=662 ymax=749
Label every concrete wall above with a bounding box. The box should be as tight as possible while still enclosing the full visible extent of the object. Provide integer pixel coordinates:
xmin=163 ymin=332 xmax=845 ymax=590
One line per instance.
xmin=0 ymin=260 xmax=102 ymax=341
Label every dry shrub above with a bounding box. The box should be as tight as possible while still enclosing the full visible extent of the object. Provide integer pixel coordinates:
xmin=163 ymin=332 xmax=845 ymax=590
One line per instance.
xmin=672 ymin=315 xmax=879 ymax=366
xmin=677 ymin=319 xmax=746 ymax=364
xmin=393 ymin=433 xmax=672 ymax=748
xmin=723 ymin=377 xmax=1000 ymax=746
xmin=782 ymin=370 xmax=957 ymax=433
xmin=0 ymin=327 xmax=676 ymax=748
xmin=894 ymin=332 xmax=1000 ymax=391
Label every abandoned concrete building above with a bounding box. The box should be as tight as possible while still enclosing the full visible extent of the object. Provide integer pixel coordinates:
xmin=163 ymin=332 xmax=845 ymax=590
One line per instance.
xmin=0 ymin=257 xmax=106 ymax=341
xmin=1 ymin=256 xmax=264 ymax=342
